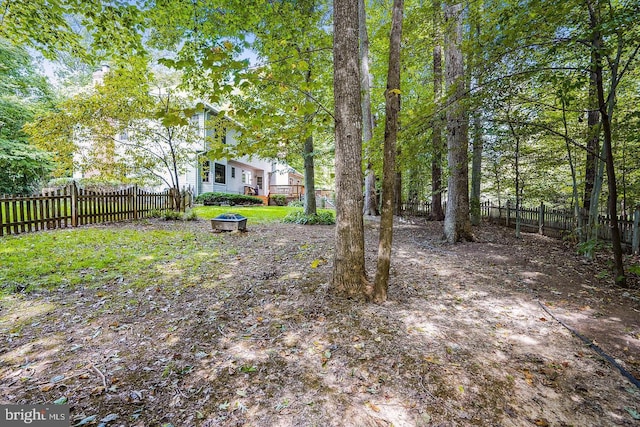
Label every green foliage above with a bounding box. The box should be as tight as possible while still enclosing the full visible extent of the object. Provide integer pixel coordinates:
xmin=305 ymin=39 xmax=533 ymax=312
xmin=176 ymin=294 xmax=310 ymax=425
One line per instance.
xmin=576 ymin=239 xmax=609 ymax=257
xmin=161 ymin=210 xmax=184 ymax=221
xmin=147 ymin=209 xmax=164 ymax=219
xmin=269 ymin=194 xmax=287 ymax=206
xmin=283 ymin=210 xmax=335 ymax=225
xmin=0 ymin=39 xmax=55 ymax=195
xmin=183 ymin=209 xmax=199 ymax=221
xmin=195 ymin=192 xmax=263 ymax=206
xmin=627 ymin=264 xmax=640 ymax=276
xmin=0 ymin=0 xmax=145 ymax=61
xmin=288 ymin=200 xmax=304 ymax=207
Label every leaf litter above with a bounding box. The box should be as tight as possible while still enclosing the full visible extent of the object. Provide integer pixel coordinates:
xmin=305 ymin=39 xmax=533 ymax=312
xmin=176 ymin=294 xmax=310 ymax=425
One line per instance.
xmin=0 ymin=218 xmax=639 ymax=426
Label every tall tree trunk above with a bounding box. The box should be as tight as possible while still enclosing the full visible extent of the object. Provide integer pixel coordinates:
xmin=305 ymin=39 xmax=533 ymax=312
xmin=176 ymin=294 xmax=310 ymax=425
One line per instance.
xmin=443 ymin=1 xmax=473 ymax=243
xmin=470 ymin=112 xmax=482 ymax=225
xmin=373 ymin=0 xmax=403 ymax=303
xmin=589 ymin=0 xmax=625 ymax=287
xmin=359 ymin=0 xmax=379 ymax=216
xmin=583 ymin=68 xmax=600 ymax=212
xmin=506 ymin=107 xmax=522 ymax=239
xmin=303 ymin=133 xmax=317 ymax=215
xmin=332 ymin=0 xmax=368 ymax=298
xmin=469 ymin=23 xmax=482 ymax=226
xmin=562 ymin=97 xmax=584 ymax=241
xmin=303 ymin=69 xmax=317 ymax=216
xmin=430 ymin=0 xmax=445 ymax=221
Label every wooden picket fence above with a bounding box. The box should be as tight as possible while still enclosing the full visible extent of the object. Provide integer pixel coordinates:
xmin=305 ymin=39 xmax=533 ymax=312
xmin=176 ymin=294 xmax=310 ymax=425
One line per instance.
xmin=401 ymin=199 xmax=640 ymax=254
xmin=0 ymin=183 xmax=190 ymax=237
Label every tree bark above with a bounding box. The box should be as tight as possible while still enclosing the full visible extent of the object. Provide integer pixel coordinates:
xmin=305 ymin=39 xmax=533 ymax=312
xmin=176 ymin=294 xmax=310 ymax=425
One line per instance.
xmin=470 ymin=111 xmax=482 ymax=225
xmin=469 ymin=24 xmax=482 ymax=226
xmin=303 ymin=133 xmax=317 ymax=215
xmin=443 ymin=1 xmax=473 ymax=243
xmin=583 ymin=68 xmax=600 ymax=212
xmin=303 ymin=68 xmax=317 ymax=216
xmin=373 ymin=0 xmax=403 ymax=303
xmin=430 ymin=0 xmax=445 ymax=221
xmin=332 ymin=0 xmax=368 ymax=298
xmin=359 ymin=0 xmax=379 ymax=217
xmin=589 ymin=0 xmax=626 ymax=286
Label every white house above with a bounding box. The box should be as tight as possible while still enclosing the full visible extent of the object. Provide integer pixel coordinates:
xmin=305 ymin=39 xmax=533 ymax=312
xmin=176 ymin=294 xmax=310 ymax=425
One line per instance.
xmin=180 ymin=104 xmax=304 ymax=201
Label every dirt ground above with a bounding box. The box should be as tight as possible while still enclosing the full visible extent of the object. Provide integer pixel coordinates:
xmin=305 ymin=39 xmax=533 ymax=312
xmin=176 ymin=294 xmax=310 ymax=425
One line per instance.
xmin=1 ymin=218 xmax=639 ymax=426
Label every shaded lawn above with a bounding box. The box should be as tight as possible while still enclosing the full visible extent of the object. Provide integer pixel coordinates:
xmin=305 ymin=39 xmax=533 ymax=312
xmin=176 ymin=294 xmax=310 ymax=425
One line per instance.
xmin=0 ymin=219 xmax=639 ymax=427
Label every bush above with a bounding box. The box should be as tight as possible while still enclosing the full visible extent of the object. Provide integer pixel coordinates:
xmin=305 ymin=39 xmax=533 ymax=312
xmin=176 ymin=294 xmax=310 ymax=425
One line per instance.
xmin=195 ymin=192 xmax=263 ymax=206
xmin=147 ymin=209 xmax=164 ymax=218
xmin=183 ymin=209 xmax=199 ymax=221
xmin=283 ymin=210 xmax=335 ymax=225
xmin=270 ymin=194 xmax=287 ymax=206
xmin=161 ymin=210 xmax=184 ymax=221
xmin=288 ymin=200 xmax=304 ymax=207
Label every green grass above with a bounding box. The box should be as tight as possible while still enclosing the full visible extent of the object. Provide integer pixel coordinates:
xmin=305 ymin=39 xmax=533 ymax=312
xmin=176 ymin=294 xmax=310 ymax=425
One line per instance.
xmin=0 ymin=227 xmax=223 ymax=296
xmin=193 ymin=205 xmax=295 ymax=224
xmin=193 ymin=205 xmax=335 ymax=224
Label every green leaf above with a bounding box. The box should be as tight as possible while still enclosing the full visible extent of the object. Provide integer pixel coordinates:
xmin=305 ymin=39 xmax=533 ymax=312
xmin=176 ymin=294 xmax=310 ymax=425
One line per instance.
xmin=625 ymin=408 xmax=640 ymax=420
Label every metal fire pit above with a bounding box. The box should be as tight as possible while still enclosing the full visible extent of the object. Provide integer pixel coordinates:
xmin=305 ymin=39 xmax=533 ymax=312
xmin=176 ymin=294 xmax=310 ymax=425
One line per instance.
xmin=211 ymin=213 xmax=248 ymax=232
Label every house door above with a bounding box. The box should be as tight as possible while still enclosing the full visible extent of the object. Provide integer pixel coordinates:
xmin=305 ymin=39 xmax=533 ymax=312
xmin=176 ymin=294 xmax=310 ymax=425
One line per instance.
xmin=256 ymin=176 xmax=263 ymax=190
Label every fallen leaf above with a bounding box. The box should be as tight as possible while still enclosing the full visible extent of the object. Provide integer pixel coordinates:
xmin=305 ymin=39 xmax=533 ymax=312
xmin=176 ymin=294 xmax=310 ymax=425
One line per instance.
xmin=40 ymin=384 xmax=54 ymax=392
xmin=90 ymin=386 xmax=105 ymax=396
xmin=424 ymin=356 xmax=441 ymax=364
xmin=523 ymin=369 xmax=534 ymax=385
xmin=53 ymin=397 xmax=68 ymax=404
xmin=366 ymin=401 xmax=380 ymax=412
xmin=539 ymin=317 xmax=547 ymax=322
xmin=534 ymin=418 xmax=549 ymax=426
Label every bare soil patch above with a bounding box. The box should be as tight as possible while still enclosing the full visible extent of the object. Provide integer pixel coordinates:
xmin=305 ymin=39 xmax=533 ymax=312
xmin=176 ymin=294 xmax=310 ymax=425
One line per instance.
xmin=1 ymin=218 xmax=639 ymax=426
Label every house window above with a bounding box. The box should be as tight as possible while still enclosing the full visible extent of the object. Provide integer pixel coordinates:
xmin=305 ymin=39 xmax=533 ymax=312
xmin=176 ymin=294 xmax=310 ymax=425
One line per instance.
xmin=202 ymin=160 xmax=210 ymax=182
xmin=242 ymin=171 xmax=252 ymax=185
xmin=215 ymin=163 xmax=226 ymax=184
xmin=231 ymin=167 xmax=236 ymax=178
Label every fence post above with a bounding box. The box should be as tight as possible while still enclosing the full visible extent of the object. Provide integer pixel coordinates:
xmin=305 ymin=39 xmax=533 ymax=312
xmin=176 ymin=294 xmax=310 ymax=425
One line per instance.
xmin=632 ymin=205 xmax=640 ymax=255
xmin=0 ymin=195 xmax=3 ymax=237
xmin=538 ymin=202 xmax=545 ymax=235
xmin=71 ymin=182 xmax=78 ymax=227
xmin=132 ymin=185 xmax=138 ymax=220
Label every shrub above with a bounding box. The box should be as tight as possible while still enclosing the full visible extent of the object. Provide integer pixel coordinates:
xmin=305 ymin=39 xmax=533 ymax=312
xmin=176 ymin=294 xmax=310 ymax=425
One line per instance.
xmin=288 ymin=200 xmax=304 ymax=207
xmin=283 ymin=210 xmax=335 ymax=225
xmin=147 ymin=209 xmax=164 ymax=218
xmin=183 ymin=209 xmax=199 ymax=221
xmin=195 ymin=192 xmax=263 ymax=206
xmin=270 ymin=194 xmax=287 ymax=206
xmin=161 ymin=210 xmax=184 ymax=221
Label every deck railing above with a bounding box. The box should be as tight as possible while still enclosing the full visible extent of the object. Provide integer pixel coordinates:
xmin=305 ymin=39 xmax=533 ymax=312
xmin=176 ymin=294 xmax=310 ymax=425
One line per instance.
xmin=269 ymin=185 xmax=305 ymax=198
